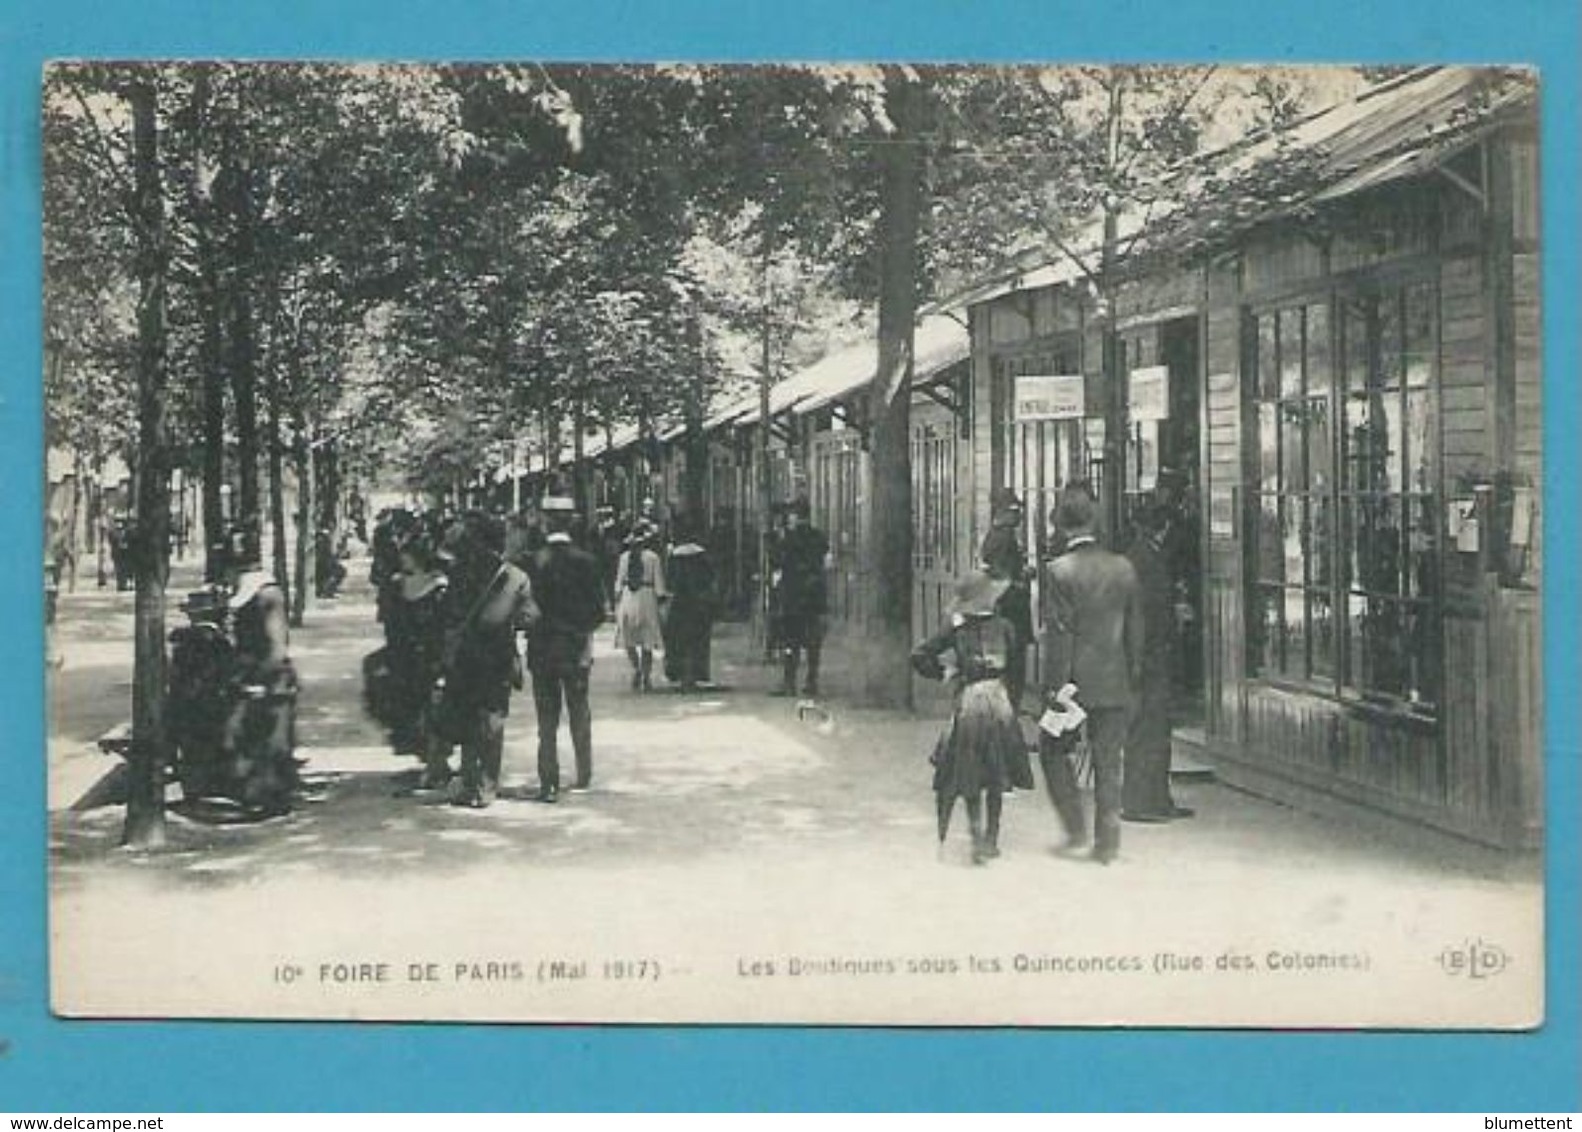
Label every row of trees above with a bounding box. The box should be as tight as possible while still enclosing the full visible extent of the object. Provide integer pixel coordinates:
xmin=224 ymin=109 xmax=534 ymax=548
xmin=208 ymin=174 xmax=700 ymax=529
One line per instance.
xmin=44 ymin=60 xmax=1358 ymax=847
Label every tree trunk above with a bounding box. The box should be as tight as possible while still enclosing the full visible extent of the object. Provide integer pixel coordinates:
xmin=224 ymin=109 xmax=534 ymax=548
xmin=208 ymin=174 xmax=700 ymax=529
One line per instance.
xmin=91 ymin=456 xmax=107 ymax=588
xmin=122 ymin=78 xmax=171 ymax=851
xmin=543 ymin=409 xmax=561 ymax=490
xmin=267 ymin=363 xmax=291 ymax=614
xmin=68 ymin=452 xmax=84 ymax=592
xmin=860 ymin=69 xmax=923 ymax=710
xmin=572 ymin=404 xmax=588 ymax=516
xmin=190 ymin=68 xmax=229 ymax=583
xmin=291 ymin=407 xmax=312 ymax=628
xmin=200 ymin=273 xmax=227 ymax=581
xmin=757 ymin=240 xmax=775 ymax=655
xmin=224 ymin=135 xmax=261 ymax=550
xmin=317 ymin=440 xmax=340 ymax=534
xmin=682 ymin=307 xmax=708 ymax=530
xmin=1099 ymin=78 xmax=1125 ymax=544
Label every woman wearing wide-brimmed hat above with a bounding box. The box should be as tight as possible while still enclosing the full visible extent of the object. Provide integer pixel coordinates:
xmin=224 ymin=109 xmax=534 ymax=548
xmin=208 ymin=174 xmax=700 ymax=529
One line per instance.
xmin=613 ymin=520 xmax=667 ymax=690
xmin=911 ymin=568 xmax=1036 ymax=864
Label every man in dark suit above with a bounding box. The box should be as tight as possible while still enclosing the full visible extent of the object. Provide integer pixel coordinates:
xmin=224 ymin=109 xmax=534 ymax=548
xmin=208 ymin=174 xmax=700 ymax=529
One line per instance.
xmin=1038 ymin=488 xmax=1145 ymax=864
xmin=770 ymin=499 xmax=829 ymax=697
xmin=441 ymin=512 xmax=537 ymax=809
xmin=1122 ymin=501 xmax=1194 ymax=822
xmin=978 ymin=487 xmax=1034 ymax=713
xmin=525 ymin=497 xmax=607 ymax=802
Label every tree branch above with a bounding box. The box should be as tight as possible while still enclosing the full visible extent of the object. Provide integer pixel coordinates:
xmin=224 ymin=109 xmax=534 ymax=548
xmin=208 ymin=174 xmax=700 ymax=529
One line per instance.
xmin=65 ymin=79 xmax=147 ymax=240
xmin=1115 ymin=64 xmax=1219 ymax=183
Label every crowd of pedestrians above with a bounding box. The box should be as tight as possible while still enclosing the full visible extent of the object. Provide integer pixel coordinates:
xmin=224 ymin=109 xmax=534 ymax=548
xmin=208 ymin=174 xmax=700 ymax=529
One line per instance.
xmin=361 ymin=478 xmax=1198 ymax=862
xmin=366 ymin=495 xmax=732 ymax=810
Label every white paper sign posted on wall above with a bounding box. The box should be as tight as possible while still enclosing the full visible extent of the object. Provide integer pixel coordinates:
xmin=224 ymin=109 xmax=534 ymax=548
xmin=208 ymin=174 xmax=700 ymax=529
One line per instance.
xmin=1129 ymin=365 xmax=1170 ymax=421
xmin=1014 ymin=374 xmax=1085 ymax=421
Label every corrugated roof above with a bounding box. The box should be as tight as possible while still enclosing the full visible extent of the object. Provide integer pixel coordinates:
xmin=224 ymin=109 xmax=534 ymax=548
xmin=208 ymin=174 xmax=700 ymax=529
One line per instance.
xmin=929 ymin=66 xmax=1537 ymax=312
xmin=733 ymin=313 xmax=969 ymax=425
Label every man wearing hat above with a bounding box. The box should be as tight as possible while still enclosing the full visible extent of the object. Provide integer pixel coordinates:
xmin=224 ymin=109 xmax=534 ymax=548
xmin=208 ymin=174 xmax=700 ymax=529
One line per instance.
xmin=770 ymin=498 xmax=829 ymax=697
xmin=979 ymin=487 xmax=1035 ymax=713
xmin=1121 ymin=500 xmax=1193 ymax=823
xmin=1038 ymin=487 xmax=1144 ymax=864
xmin=437 ymin=511 xmax=537 ymax=809
xmin=524 ymin=496 xmax=606 ymax=802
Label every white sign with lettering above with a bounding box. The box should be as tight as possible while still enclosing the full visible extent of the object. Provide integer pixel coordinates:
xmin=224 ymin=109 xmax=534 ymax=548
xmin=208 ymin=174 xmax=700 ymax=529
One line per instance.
xmin=1129 ymin=364 xmax=1170 ymax=421
xmin=1014 ymin=374 xmax=1085 ymax=421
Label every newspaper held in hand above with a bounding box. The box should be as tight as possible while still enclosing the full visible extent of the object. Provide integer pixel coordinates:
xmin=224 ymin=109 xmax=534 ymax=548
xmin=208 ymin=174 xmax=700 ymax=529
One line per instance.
xmin=1039 ymin=682 xmax=1085 ymax=737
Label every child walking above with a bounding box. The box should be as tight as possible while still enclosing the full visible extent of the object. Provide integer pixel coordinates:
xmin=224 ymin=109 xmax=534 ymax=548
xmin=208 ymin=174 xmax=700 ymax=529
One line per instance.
xmin=911 ymin=570 xmax=1035 ymax=864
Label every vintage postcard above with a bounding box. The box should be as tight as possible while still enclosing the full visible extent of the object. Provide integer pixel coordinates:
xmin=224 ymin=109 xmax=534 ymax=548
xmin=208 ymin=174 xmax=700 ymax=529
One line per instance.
xmin=43 ymin=61 xmax=1543 ymax=1026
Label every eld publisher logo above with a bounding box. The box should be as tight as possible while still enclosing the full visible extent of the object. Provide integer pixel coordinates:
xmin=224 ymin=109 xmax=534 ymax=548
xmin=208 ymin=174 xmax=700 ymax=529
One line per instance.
xmin=1437 ymin=938 xmax=1510 ymax=979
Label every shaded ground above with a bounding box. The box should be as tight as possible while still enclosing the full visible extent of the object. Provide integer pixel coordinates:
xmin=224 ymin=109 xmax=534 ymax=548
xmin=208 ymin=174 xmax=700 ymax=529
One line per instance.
xmin=45 ymin=555 xmax=1542 ymax=1027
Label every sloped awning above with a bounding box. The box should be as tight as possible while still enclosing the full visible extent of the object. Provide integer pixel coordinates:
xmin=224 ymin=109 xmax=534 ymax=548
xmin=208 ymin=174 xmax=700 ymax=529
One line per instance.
xmin=929 ymin=66 xmax=1537 ymax=312
xmin=733 ymin=313 xmax=970 ymax=426
xmin=803 ymin=314 xmax=969 ymax=413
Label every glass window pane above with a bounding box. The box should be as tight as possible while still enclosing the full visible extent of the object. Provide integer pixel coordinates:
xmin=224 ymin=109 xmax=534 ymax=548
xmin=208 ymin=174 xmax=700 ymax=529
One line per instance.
xmin=1362 ymin=596 xmax=1408 ymax=698
xmin=1309 ymin=493 xmax=1334 ymax=588
xmin=1253 ymin=584 xmax=1284 ymax=676
xmin=1346 ymin=391 xmax=1399 ymax=493
xmin=1345 ymin=393 xmax=1375 ymax=492
xmin=1405 ymin=387 xmax=1435 ymax=493
xmin=1309 ymin=589 xmax=1335 ymax=681
xmin=1405 ymin=494 xmax=1438 ymax=600
xmin=1281 ymin=400 xmax=1305 ymax=490
xmin=1284 ymin=586 xmax=1309 ymax=678
xmin=1307 ymin=393 xmax=1333 ymax=492
xmin=1405 ymin=599 xmax=1440 ymax=707
xmin=1346 ymin=591 xmax=1368 ymax=689
xmin=1346 ymin=495 xmax=1403 ymax=596
xmin=1306 ymin=302 xmax=1332 ymax=394
xmin=1342 ymin=295 xmax=1371 ymax=393
xmin=1404 ymin=282 xmax=1435 ymax=389
xmin=1280 ymin=308 xmax=1304 ymax=398
xmin=1258 ymin=313 xmax=1278 ymax=400
xmin=1283 ymin=495 xmax=1306 ymax=588
xmin=1378 ymin=289 xmax=1403 ymax=390
xmin=1134 ymin=420 xmax=1159 ymax=493
xmin=1259 ymin=402 xmax=1279 ymax=491
xmin=1381 ymin=391 xmax=1403 ymax=493
xmin=1258 ymin=494 xmax=1284 ymax=583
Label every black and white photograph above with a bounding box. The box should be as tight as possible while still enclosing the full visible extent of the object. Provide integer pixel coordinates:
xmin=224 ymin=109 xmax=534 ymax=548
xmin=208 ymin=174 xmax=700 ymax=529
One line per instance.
xmin=42 ymin=61 xmax=1544 ymax=1026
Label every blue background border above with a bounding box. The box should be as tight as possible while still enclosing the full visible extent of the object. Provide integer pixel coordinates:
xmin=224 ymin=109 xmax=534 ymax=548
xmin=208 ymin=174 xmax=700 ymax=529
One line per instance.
xmin=2 ymin=0 xmax=1577 ymax=1111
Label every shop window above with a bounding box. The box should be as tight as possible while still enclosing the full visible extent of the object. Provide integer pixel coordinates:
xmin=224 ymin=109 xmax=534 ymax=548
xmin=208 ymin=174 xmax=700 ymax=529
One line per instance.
xmin=1120 ymin=330 xmax=1161 ymax=507
xmin=911 ymin=423 xmax=957 ymax=574
xmin=1246 ymin=280 xmax=1441 ymax=714
xmin=996 ymin=340 xmax=1087 ymax=558
xmin=812 ymin=435 xmax=861 ymax=565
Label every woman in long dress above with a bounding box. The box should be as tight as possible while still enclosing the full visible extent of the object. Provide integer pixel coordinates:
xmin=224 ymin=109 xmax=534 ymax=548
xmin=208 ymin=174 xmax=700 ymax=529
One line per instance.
xmin=613 ymin=523 xmax=667 ymax=691
xmin=663 ymin=518 xmax=716 ymax=691
xmin=911 ymin=569 xmax=1034 ymax=864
